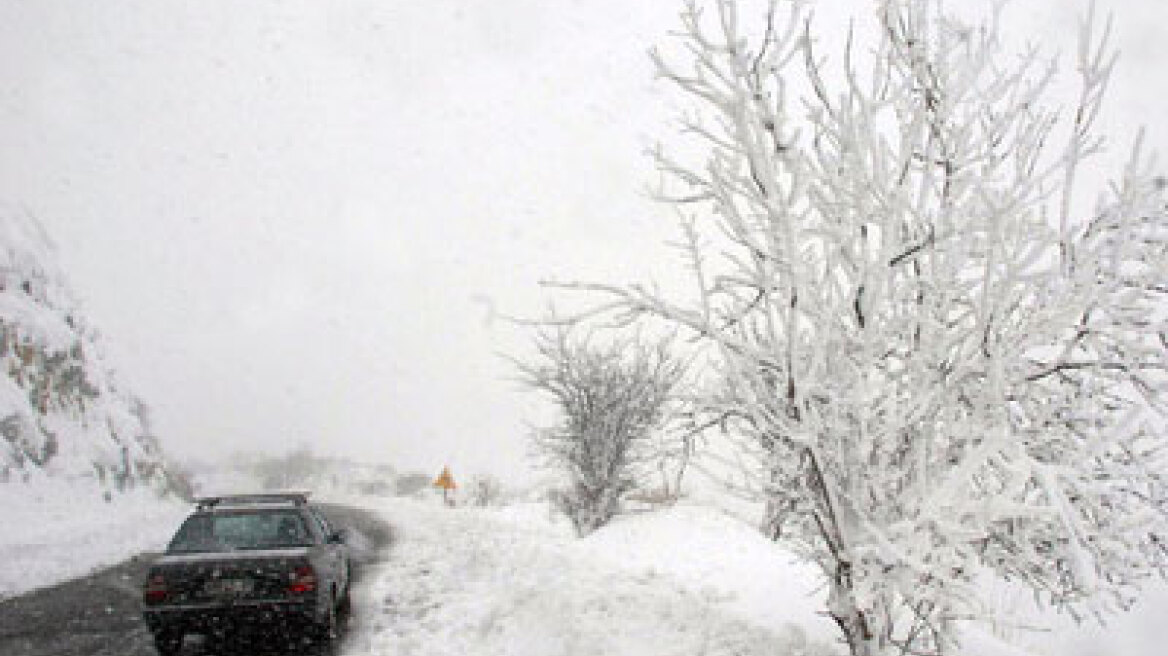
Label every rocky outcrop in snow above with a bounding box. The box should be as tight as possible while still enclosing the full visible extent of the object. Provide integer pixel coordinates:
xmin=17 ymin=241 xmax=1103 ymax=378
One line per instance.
xmin=0 ymin=210 xmax=184 ymax=497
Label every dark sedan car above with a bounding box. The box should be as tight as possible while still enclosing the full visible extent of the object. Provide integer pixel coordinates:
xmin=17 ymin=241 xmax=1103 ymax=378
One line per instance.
xmin=141 ymin=493 xmax=351 ymax=654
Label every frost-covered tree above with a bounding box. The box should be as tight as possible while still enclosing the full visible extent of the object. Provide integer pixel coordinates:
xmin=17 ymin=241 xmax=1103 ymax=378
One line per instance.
xmin=517 ymin=329 xmax=683 ymax=535
xmin=555 ymin=1 xmax=1168 ymax=653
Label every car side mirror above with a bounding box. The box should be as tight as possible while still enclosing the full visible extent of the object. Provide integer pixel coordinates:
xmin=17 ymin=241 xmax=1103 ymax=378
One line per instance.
xmin=327 ymin=530 xmax=345 ymax=545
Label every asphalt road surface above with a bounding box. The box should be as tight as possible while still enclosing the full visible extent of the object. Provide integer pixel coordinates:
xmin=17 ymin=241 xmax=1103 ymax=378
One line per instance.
xmin=0 ymin=503 xmax=394 ymax=656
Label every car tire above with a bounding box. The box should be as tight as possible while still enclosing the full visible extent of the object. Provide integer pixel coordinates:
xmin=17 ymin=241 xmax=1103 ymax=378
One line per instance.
xmin=315 ymin=590 xmax=338 ymax=645
xmin=338 ymin=567 xmax=352 ymax=613
xmin=152 ymin=629 xmax=183 ymax=656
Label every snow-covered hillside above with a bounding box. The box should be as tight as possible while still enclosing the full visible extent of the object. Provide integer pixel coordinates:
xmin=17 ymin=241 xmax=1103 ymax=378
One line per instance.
xmin=0 ymin=211 xmax=184 ymax=496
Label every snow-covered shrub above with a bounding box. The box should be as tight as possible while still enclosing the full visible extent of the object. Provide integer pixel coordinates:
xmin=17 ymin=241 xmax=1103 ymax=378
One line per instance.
xmin=468 ymin=474 xmax=504 ymax=507
xmin=517 ymin=328 xmax=683 ymax=536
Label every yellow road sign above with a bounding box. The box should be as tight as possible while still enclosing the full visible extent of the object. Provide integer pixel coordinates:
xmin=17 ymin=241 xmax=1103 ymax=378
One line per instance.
xmin=433 ymin=466 xmax=457 ymax=490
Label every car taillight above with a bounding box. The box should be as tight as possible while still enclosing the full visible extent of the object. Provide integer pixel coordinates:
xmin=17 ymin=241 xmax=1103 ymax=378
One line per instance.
xmin=143 ymin=573 xmax=168 ymax=603
xmin=287 ymin=565 xmax=317 ymax=594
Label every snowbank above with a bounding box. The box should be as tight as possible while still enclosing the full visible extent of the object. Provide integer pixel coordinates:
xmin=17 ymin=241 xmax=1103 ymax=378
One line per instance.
xmin=577 ymin=503 xmax=837 ymax=646
xmin=0 ymin=478 xmax=187 ymax=599
xmin=346 ymin=498 xmax=840 ymax=656
xmin=343 ymin=497 xmax=1168 ymax=656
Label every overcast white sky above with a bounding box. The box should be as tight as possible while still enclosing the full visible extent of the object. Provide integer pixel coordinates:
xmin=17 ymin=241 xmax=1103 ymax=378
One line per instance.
xmin=1 ymin=0 xmax=1166 ymax=483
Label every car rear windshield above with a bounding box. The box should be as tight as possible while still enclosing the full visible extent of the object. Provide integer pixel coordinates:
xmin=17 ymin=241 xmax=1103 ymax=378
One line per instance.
xmin=167 ymin=510 xmax=313 ymax=553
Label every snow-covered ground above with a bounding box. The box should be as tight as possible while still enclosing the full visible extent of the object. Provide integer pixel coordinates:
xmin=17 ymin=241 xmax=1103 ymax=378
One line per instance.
xmin=0 ymin=479 xmax=187 ymax=599
xmin=3 ymin=483 xmax=1165 ymax=656
xmin=343 ymin=497 xmax=839 ymax=656
xmin=342 ymin=496 xmax=1168 ymax=656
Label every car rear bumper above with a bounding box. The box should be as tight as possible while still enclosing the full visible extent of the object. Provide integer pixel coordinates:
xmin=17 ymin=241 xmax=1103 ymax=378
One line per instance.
xmin=143 ymin=598 xmax=319 ymax=634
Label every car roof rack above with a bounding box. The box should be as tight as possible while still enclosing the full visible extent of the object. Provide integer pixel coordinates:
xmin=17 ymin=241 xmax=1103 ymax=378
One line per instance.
xmin=195 ymin=492 xmax=311 ymax=511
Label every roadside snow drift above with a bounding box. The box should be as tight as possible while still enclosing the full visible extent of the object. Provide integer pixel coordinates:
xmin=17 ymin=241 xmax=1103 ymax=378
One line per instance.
xmin=345 ymin=499 xmax=840 ymax=656
xmin=0 ymin=479 xmax=186 ymax=599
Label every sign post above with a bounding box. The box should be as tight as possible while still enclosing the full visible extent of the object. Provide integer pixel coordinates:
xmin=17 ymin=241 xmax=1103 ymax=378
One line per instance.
xmin=432 ymin=465 xmax=457 ymax=506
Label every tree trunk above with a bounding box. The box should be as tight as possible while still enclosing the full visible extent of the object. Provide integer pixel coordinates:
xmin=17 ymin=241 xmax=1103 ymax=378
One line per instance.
xmin=828 ymin=571 xmax=878 ymax=656
xmin=809 ymin=449 xmax=879 ymax=656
